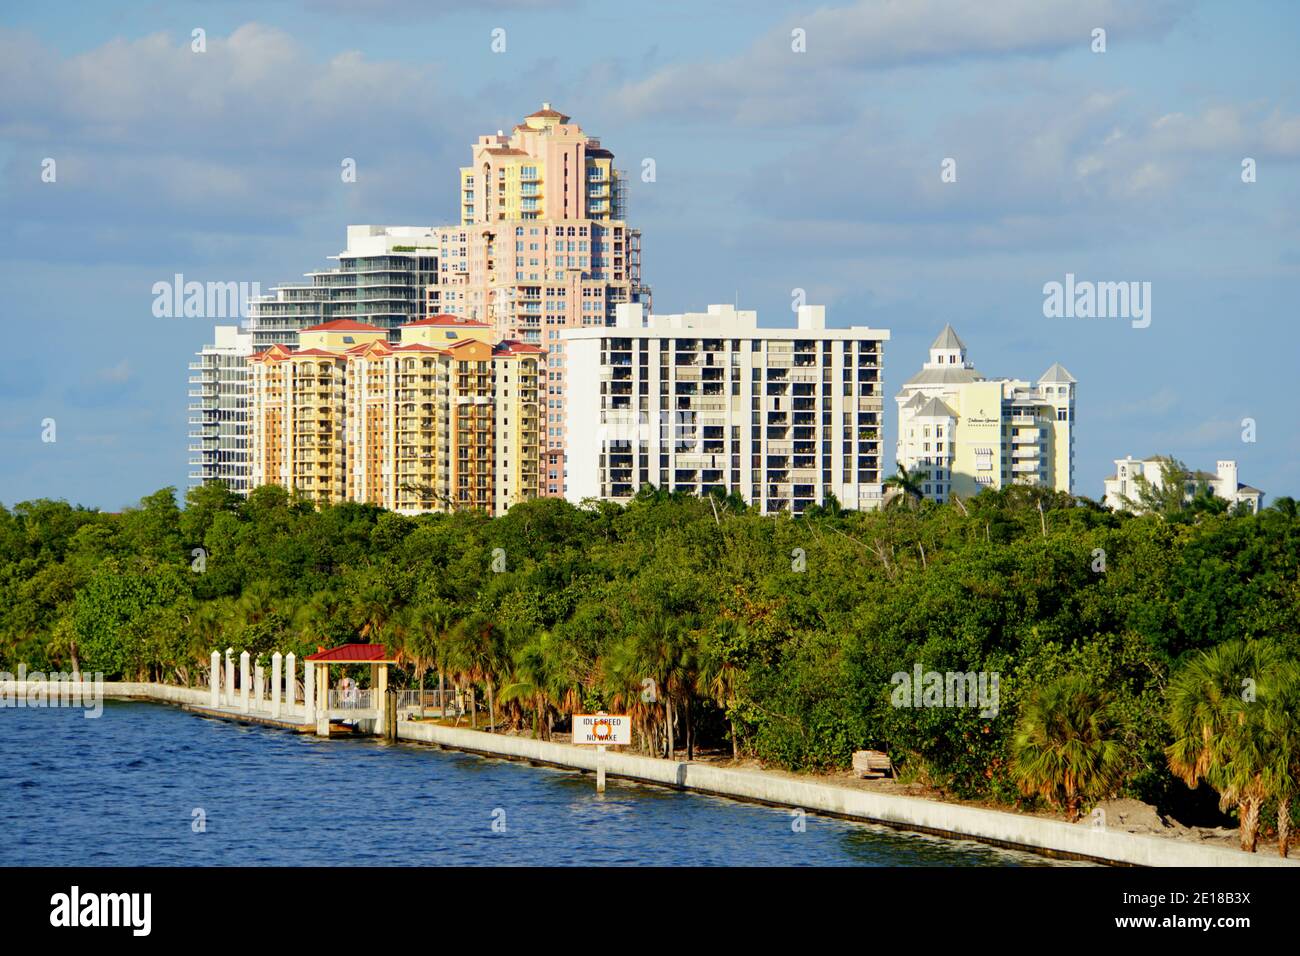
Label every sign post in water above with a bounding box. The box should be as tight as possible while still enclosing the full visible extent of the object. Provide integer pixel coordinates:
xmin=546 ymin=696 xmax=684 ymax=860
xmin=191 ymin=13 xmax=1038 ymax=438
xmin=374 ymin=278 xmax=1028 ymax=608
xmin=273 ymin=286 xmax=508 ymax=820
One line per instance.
xmin=572 ymin=711 xmax=630 ymax=793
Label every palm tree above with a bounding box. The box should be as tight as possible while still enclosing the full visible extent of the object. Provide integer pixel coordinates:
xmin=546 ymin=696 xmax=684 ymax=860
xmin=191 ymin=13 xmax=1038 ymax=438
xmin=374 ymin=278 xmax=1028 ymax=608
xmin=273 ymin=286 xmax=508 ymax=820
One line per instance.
xmin=1267 ymin=496 xmax=1297 ymax=518
xmin=501 ymin=631 xmax=561 ymax=739
xmin=1011 ymin=675 xmax=1129 ymax=822
xmin=409 ymin=600 xmax=455 ymax=718
xmin=1258 ymin=663 xmax=1300 ymax=857
xmin=350 ymin=576 xmax=395 ymax=644
xmin=600 ymin=629 xmax=664 ymax=756
xmin=1166 ymin=640 xmax=1287 ymax=852
xmin=698 ymin=618 xmax=748 ymax=760
xmin=235 ymin=580 xmax=277 ymax=630
xmin=293 ymin=592 xmax=335 ymax=649
xmin=449 ymin=612 xmax=502 ymax=732
xmin=1214 ymin=700 xmax=1272 ymax=853
xmin=384 ymin=607 xmax=413 ymax=694
xmin=883 ymin=464 xmax=925 ymax=511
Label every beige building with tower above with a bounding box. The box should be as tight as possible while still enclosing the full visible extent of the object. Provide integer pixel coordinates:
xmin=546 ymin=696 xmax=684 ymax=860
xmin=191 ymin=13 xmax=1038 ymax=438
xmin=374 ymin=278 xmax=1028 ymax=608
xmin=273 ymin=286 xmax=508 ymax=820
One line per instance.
xmin=895 ymin=326 xmax=1075 ymax=503
xmin=434 ymin=103 xmax=651 ymax=498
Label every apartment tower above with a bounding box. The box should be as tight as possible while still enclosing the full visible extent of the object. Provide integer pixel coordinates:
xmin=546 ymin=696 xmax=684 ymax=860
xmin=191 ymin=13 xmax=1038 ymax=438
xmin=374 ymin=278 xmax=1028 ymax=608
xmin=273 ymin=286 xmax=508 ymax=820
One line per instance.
xmin=187 ymin=325 xmax=254 ymax=493
xmin=248 ymin=318 xmax=542 ymax=514
xmin=564 ymin=303 xmax=889 ymax=514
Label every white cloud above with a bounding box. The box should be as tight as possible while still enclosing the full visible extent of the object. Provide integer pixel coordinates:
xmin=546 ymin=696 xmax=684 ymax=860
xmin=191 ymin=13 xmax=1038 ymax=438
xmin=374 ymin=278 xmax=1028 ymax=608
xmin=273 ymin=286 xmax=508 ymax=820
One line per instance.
xmin=95 ymin=361 xmax=133 ymax=385
xmin=609 ymin=0 xmax=1188 ymax=125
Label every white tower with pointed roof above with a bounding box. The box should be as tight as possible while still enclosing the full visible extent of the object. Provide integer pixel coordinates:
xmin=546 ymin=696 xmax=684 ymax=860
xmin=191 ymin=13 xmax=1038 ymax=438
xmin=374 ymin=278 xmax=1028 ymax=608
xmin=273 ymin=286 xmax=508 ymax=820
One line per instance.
xmin=927 ymin=324 xmax=970 ymax=368
xmin=895 ymin=328 xmax=1075 ymax=503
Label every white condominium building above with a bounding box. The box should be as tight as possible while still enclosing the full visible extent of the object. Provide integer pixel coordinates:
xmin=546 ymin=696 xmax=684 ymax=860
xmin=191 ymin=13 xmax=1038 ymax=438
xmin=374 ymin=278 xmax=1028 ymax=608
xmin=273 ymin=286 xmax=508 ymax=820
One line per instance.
xmin=187 ymin=325 xmax=254 ymax=492
xmin=895 ymin=326 xmax=1075 ymax=503
xmin=244 ymin=225 xmax=441 ymax=350
xmin=563 ymin=303 xmax=890 ymax=514
xmin=1103 ymin=456 xmax=1264 ymax=513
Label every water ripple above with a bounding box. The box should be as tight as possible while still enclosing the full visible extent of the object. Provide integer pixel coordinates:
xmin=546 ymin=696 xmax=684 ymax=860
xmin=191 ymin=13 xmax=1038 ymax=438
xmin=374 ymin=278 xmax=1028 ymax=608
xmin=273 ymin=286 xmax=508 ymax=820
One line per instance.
xmin=0 ymin=701 xmax=1074 ymax=867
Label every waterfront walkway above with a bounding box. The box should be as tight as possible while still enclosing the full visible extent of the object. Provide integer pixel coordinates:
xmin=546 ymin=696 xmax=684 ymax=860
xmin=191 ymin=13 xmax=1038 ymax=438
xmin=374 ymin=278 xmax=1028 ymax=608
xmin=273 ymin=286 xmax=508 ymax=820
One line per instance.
xmin=4 ymin=678 xmax=1297 ymax=869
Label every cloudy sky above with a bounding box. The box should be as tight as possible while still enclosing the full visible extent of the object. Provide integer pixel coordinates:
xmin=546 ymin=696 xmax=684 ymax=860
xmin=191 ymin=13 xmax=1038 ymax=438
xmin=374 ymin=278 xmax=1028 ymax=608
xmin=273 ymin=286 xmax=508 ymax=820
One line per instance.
xmin=1 ymin=0 xmax=1297 ymax=510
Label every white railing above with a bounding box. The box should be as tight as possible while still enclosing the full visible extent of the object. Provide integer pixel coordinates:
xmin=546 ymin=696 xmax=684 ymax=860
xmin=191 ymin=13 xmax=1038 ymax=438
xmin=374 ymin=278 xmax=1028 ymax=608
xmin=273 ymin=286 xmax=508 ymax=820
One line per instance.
xmin=396 ymin=689 xmax=459 ymax=715
xmin=328 ymin=688 xmax=374 ymax=710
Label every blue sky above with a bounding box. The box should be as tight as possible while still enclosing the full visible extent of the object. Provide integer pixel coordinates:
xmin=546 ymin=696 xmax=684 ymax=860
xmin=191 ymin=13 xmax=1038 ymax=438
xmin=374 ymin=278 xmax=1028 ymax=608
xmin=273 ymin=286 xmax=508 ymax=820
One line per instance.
xmin=1 ymin=0 xmax=1297 ymax=510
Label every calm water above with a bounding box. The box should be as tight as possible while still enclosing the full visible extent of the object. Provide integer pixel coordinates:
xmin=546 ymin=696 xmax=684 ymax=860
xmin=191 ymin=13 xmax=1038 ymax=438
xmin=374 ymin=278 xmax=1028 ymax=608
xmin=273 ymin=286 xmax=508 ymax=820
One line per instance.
xmin=0 ymin=701 xmax=1071 ymax=866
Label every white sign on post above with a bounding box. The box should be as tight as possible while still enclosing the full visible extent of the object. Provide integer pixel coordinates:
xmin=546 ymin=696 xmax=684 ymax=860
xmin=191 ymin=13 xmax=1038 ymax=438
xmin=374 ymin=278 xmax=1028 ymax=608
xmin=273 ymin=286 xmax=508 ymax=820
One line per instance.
xmin=572 ymin=713 xmax=631 ymax=746
xmin=572 ymin=712 xmax=629 ymax=794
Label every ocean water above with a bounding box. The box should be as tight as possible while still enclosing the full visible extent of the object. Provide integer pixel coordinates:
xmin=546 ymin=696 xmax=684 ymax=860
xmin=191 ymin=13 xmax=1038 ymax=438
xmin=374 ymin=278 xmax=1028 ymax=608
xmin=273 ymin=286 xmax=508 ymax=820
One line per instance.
xmin=0 ymin=700 xmax=1072 ymax=867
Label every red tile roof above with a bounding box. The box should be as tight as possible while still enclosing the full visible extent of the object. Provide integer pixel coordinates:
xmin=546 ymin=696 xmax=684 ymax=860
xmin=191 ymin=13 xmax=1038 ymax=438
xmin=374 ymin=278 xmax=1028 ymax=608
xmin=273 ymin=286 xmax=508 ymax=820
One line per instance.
xmin=527 ymin=106 xmax=568 ymax=120
xmin=305 ymin=644 xmax=394 ymax=663
xmin=494 ymin=340 xmax=545 ymax=355
xmin=403 ymin=314 xmax=490 ymax=328
xmin=300 ymin=319 xmax=383 ymax=333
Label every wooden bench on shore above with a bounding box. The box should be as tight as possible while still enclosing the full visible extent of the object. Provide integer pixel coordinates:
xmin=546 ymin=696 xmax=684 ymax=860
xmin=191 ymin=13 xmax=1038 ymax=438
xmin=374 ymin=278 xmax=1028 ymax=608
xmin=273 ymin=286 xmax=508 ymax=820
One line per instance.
xmin=852 ymin=749 xmax=893 ymax=779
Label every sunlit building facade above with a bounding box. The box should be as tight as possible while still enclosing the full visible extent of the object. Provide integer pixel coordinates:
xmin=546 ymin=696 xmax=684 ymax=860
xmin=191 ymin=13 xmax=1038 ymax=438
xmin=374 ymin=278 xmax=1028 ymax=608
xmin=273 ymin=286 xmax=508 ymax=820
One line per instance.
xmin=894 ymin=326 xmax=1076 ymax=503
xmin=249 ymin=318 xmax=541 ymax=515
xmin=564 ymin=303 xmax=890 ymax=515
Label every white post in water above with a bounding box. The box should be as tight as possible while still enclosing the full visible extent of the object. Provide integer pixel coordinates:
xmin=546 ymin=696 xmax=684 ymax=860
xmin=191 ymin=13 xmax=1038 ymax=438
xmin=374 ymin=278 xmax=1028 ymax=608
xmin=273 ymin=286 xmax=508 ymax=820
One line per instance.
xmin=285 ymin=653 xmax=296 ymax=715
xmin=304 ymin=661 xmax=315 ymax=723
xmin=597 ymin=745 xmax=607 ymax=794
xmin=224 ymin=648 xmax=234 ymax=707
xmin=271 ymin=652 xmax=283 ymax=719
xmin=315 ymin=663 xmax=331 ymax=737
xmin=254 ymin=664 xmax=265 ymax=711
xmin=239 ymin=651 xmax=250 ymax=713
xmin=209 ymin=651 xmax=220 ymax=708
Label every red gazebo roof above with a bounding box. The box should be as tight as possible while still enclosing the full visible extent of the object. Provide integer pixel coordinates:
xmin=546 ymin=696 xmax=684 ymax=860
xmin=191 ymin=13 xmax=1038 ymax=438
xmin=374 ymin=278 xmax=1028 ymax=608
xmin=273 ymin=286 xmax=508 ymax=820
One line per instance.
xmin=305 ymin=644 xmax=395 ymax=663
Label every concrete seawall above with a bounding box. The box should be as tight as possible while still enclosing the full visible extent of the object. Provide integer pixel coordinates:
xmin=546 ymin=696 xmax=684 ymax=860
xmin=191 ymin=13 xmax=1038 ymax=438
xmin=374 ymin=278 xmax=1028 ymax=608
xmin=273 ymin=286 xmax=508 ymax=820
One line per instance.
xmin=397 ymin=720 xmax=1297 ymax=867
xmin=4 ymin=680 xmax=1296 ymax=867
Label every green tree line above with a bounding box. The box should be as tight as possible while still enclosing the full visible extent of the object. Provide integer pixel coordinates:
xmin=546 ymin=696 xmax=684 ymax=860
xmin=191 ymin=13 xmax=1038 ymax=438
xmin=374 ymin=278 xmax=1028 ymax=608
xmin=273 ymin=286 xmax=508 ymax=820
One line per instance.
xmin=2 ymin=482 xmax=1298 ymax=853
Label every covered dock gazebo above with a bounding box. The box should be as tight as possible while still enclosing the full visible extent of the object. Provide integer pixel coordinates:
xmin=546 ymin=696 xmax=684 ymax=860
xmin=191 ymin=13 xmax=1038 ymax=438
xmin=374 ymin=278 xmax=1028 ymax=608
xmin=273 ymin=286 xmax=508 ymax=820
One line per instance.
xmin=304 ymin=643 xmax=398 ymax=737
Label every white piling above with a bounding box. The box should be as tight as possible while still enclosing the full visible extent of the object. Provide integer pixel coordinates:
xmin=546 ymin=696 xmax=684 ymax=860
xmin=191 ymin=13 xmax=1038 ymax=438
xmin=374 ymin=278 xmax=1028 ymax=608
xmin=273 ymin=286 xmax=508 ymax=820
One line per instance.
xmin=254 ymin=664 xmax=265 ymax=712
xmin=224 ymin=648 xmax=235 ymax=708
xmin=285 ymin=652 xmax=296 ymax=715
xmin=304 ymin=660 xmax=315 ymax=722
xmin=210 ymin=650 xmax=220 ymax=708
xmin=239 ymin=651 xmax=250 ymax=713
xmin=271 ymin=652 xmax=282 ymax=718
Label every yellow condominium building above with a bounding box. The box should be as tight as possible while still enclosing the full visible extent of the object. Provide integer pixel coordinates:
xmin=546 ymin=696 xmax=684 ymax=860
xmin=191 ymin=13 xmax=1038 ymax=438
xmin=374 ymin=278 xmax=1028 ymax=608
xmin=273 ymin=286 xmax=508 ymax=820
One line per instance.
xmin=894 ymin=326 xmax=1075 ymax=503
xmin=249 ymin=318 xmax=542 ymax=515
